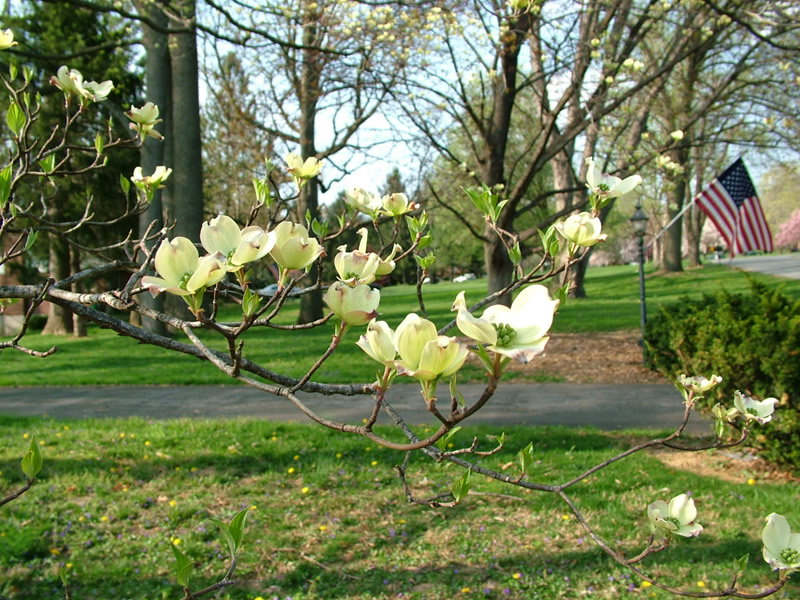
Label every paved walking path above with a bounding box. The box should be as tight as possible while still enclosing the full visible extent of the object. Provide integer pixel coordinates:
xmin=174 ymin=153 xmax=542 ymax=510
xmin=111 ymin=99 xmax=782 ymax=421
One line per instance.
xmin=729 ymin=254 xmax=800 ymax=279
xmin=0 ymin=383 xmax=711 ymax=434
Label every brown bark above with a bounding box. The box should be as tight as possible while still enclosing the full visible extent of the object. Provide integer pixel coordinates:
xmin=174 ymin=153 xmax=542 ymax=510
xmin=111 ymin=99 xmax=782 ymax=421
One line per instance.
xmin=70 ymin=246 xmax=86 ymax=337
xmin=135 ymin=0 xmax=170 ymax=334
xmin=42 ymin=234 xmax=71 ymax=335
xmin=296 ymin=1 xmax=323 ymax=323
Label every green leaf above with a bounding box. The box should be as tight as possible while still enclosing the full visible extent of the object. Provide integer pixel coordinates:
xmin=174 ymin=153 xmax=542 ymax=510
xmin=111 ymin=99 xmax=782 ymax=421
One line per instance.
xmin=304 ymin=208 xmax=312 ymax=230
xmin=6 ymin=102 xmax=25 ymax=137
xmin=94 ymin=133 xmax=104 ymax=156
xmin=252 ymin=177 xmax=271 ymax=206
xmin=414 ymin=254 xmax=436 ymax=269
xmin=548 ymin=237 xmax=560 ymax=257
xmin=451 ymin=469 xmax=471 ymax=503
xmin=39 ymin=154 xmax=56 ymax=174
xmin=517 ymin=441 xmax=534 ymax=475
xmin=23 ymin=230 xmax=37 ymax=252
xmin=733 ymin=553 xmax=749 ymax=575
xmin=508 ymin=241 xmax=521 ymax=265
xmin=119 ymin=173 xmax=130 ymax=196
xmin=23 ymin=66 xmax=33 ymax=83
xmin=464 ymin=186 xmax=488 ymax=215
xmin=212 ymin=507 xmax=249 ymax=558
xmin=406 ymin=215 xmax=419 ymax=238
xmin=171 ymin=543 xmax=194 ymax=587
xmin=435 ymin=425 xmax=463 ymax=452
xmin=537 ymin=227 xmax=550 ymax=249
xmin=417 ymin=234 xmax=432 ymax=250
xmin=8 ymin=63 xmax=16 ymax=81
xmin=555 ymin=283 xmax=569 ymax=310
xmin=311 ymin=217 xmax=328 ymax=238
xmin=228 ymin=507 xmax=249 ymax=552
xmin=0 ymin=164 xmax=13 ymax=206
xmin=242 ymin=287 xmax=261 ymax=318
xmin=21 ymin=437 xmax=43 ymax=479
xmin=212 ymin=518 xmax=237 ymax=558
xmin=714 ymin=417 xmax=725 ymax=439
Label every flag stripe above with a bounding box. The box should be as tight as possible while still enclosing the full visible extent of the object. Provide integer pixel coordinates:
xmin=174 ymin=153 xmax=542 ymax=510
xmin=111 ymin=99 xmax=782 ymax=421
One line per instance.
xmin=694 ymin=159 xmax=772 ymax=256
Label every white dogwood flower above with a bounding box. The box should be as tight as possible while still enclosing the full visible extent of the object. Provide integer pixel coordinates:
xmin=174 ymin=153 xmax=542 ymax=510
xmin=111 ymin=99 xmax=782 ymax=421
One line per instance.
xmin=647 ymin=494 xmax=703 ymax=538
xmin=762 ymin=513 xmax=800 ymax=571
xmin=452 ymin=285 xmax=558 ymax=363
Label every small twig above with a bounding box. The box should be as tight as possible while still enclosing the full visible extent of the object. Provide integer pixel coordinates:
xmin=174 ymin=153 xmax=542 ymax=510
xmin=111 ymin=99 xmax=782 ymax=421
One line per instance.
xmin=0 ymin=478 xmax=34 ymax=508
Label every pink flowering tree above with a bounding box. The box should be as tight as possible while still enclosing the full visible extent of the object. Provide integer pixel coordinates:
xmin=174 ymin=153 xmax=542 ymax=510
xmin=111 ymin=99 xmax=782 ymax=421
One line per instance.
xmin=775 ymin=209 xmax=800 ymax=251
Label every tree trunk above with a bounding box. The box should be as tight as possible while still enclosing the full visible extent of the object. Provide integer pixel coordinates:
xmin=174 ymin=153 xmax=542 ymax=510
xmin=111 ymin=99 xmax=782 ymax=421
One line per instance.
xmin=485 ymin=231 xmax=514 ymax=304
xmin=135 ymin=0 xmax=170 ymax=334
xmin=684 ymin=202 xmax=703 ymax=268
xmin=661 ymin=194 xmax=684 ymax=272
xmin=297 ymin=1 xmax=323 ymax=323
xmin=167 ymin=1 xmax=203 ymax=242
xmin=70 ymin=245 xmax=87 ymax=337
xmin=164 ymin=0 xmax=202 ymax=322
xmin=42 ymin=234 xmax=71 ymax=335
xmin=661 ymin=146 xmax=689 ymax=272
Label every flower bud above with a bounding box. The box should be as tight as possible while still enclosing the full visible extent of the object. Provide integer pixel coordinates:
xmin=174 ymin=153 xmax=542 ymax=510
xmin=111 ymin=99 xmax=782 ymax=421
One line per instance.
xmin=270 ymin=222 xmax=323 ymax=271
xmin=394 ymin=314 xmax=467 ymax=381
xmin=356 ymin=319 xmax=396 ymax=366
xmin=380 ymin=193 xmax=413 ymax=217
xmin=554 ymin=212 xmax=607 ymax=247
xmin=324 ymin=282 xmax=380 ymax=326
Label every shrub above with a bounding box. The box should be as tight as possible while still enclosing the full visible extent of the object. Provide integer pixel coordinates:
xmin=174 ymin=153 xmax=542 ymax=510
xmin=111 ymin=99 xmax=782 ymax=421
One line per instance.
xmin=645 ymin=279 xmax=800 ymax=470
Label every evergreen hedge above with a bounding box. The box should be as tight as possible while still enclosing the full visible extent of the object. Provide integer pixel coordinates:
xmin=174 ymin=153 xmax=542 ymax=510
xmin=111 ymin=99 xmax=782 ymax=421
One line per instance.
xmin=645 ymin=279 xmax=800 ymax=470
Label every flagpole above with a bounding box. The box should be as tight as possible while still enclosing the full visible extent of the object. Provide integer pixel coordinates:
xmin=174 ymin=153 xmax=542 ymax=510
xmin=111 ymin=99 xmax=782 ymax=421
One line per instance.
xmin=645 ymin=195 xmax=698 ymax=250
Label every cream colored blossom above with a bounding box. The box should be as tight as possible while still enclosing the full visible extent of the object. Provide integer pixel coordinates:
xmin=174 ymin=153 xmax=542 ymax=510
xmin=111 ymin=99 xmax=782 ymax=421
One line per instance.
xmin=142 ymin=238 xmax=226 ymax=297
xmin=200 ymin=214 xmax=275 ymax=271
xmin=323 ymin=282 xmax=380 ymax=326
xmin=126 ymin=102 xmax=163 ymax=141
xmin=730 ymin=391 xmax=779 ymax=425
xmin=452 ymin=286 xmax=558 ymax=363
xmin=647 ymin=494 xmax=703 ymax=538
xmin=356 ymin=319 xmax=396 ymax=367
xmin=677 ymin=374 xmax=722 ymax=394
xmin=394 ymin=314 xmax=467 ymax=381
xmin=762 ymin=513 xmax=800 ymax=571
xmin=585 ymin=156 xmax=642 ymax=203
xmin=269 ymin=222 xmax=322 ymax=271
xmin=554 ymin=212 xmax=607 ymax=247
xmin=0 ymin=29 xmax=18 ymax=50
xmin=345 ymin=187 xmax=381 ymax=215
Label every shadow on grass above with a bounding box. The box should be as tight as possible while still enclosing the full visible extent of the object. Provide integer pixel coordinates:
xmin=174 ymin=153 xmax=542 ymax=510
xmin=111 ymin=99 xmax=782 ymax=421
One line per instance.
xmin=2 ymin=536 xmax=771 ymax=600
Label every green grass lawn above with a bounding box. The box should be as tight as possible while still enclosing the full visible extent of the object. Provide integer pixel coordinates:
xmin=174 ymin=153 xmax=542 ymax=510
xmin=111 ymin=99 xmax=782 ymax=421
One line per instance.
xmin=1 ymin=416 xmax=796 ymax=600
xmin=3 ymin=264 xmax=798 ymax=386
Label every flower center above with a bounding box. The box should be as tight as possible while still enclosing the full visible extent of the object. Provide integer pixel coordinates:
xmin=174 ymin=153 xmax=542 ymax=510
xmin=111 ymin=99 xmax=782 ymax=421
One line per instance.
xmin=746 ymin=408 xmax=760 ymax=416
xmin=780 ymin=548 xmax=799 ymax=565
xmin=494 ymin=323 xmax=517 ymax=347
xmin=179 ymin=273 xmax=191 ymax=290
xmin=662 ymin=516 xmax=681 ymax=529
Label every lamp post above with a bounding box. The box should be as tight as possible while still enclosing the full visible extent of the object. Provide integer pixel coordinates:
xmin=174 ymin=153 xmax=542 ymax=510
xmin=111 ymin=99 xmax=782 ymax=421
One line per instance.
xmin=630 ymin=202 xmax=649 ymax=365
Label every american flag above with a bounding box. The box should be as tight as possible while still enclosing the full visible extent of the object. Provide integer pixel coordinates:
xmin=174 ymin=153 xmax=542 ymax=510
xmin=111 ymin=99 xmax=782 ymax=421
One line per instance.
xmin=695 ymin=158 xmax=773 ymax=256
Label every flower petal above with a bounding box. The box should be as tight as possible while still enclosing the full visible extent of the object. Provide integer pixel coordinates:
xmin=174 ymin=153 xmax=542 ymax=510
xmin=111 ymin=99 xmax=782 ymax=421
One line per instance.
xmin=763 ymin=513 xmax=791 ymax=556
xmin=668 ymin=494 xmax=697 ymax=526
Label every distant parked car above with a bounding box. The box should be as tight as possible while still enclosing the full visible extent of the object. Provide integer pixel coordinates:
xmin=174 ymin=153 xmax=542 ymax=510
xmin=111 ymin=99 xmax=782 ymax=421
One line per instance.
xmin=453 ymin=273 xmax=476 ymax=283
